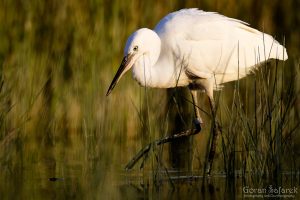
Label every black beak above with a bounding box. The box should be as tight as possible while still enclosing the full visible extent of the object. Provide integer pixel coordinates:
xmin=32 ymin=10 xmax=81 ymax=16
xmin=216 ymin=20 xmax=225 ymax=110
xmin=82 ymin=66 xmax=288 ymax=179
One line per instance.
xmin=106 ymin=54 xmax=134 ymax=96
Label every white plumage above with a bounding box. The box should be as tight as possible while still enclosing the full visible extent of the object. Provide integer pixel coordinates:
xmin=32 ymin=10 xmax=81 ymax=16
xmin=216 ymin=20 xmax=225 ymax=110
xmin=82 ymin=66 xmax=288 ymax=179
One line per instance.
xmin=155 ymin=9 xmax=287 ymax=86
xmin=106 ymin=9 xmax=288 ymax=98
xmin=108 ymin=9 xmax=288 ymax=97
xmin=107 ymin=9 xmax=288 ymax=174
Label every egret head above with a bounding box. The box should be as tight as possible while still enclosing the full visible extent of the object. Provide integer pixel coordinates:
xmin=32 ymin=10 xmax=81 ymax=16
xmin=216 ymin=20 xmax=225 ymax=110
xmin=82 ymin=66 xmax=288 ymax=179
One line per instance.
xmin=106 ymin=28 xmax=161 ymax=96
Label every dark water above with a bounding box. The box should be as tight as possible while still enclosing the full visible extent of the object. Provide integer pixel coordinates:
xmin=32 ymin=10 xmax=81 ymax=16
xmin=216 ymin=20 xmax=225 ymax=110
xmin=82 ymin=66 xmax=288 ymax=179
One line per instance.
xmin=0 ymin=0 xmax=299 ymax=199
xmin=1 ymin=159 xmax=299 ymax=200
xmin=0 ymin=126 xmax=299 ymax=199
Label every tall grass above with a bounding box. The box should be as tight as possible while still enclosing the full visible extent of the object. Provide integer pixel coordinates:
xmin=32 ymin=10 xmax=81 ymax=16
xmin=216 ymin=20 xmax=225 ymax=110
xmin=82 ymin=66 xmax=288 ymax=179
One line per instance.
xmin=218 ymin=59 xmax=299 ymax=184
xmin=0 ymin=0 xmax=299 ymax=199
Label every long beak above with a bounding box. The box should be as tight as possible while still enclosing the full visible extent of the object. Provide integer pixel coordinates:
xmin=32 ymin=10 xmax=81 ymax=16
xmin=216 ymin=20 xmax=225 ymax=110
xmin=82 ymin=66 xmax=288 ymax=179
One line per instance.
xmin=106 ymin=53 xmax=135 ymax=96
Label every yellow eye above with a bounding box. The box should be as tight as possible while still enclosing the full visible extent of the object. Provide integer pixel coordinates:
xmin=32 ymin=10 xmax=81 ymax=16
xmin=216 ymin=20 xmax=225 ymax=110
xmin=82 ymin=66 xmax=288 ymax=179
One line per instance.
xmin=133 ymin=46 xmax=138 ymax=51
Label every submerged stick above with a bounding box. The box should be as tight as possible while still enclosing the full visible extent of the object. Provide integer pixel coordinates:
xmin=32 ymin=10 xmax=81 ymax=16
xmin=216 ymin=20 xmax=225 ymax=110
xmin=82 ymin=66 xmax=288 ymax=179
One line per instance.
xmin=205 ymin=122 xmax=222 ymax=174
xmin=204 ymin=97 xmax=222 ymax=175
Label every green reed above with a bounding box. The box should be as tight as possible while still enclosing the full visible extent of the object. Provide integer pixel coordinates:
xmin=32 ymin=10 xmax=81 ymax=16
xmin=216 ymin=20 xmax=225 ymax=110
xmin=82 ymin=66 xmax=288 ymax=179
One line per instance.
xmin=0 ymin=0 xmax=299 ymax=199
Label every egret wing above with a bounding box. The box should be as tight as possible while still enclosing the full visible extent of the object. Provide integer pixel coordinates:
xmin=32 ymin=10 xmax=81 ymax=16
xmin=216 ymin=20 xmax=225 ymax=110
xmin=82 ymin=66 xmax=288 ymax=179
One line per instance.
xmin=155 ymin=9 xmax=287 ymax=85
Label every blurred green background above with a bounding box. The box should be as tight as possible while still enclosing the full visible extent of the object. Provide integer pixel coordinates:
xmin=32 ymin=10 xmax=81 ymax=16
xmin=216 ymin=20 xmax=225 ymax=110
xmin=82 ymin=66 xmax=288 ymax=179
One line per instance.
xmin=0 ymin=0 xmax=299 ymax=199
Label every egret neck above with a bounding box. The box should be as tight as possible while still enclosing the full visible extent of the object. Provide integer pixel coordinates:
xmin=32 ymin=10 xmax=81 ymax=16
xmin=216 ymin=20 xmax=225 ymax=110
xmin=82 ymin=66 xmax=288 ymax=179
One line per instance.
xmin=132 ymin=31 xmax=189 ymax=88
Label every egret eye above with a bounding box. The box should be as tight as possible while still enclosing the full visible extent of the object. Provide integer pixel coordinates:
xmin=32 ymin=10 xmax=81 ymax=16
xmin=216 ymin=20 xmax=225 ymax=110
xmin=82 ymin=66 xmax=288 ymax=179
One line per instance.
xmin=133 ymin=46 xmax=138 ymax=51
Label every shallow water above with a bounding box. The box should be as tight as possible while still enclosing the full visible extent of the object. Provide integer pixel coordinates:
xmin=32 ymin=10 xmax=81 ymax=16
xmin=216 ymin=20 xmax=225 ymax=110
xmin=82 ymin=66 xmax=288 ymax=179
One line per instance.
xmin=0 ymin=0 xmax=299 ymax=199
xmin=1 ymin=157 xmax=299 ymax=200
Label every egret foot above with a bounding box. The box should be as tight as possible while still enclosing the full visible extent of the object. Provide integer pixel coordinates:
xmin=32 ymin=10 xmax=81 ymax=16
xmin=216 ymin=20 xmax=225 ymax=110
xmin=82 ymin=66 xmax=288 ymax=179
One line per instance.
xmin=125 ymin=126 xmax=201 ymax=170
xmin=193 ymin=118 xmax=202 ymax=132
xmin=205 ymin=163 xmax=212 ymax=175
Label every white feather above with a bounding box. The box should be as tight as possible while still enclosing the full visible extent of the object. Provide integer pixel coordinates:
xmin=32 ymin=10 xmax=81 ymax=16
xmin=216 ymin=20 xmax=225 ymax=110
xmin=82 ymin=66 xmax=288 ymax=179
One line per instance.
xmin=118 ymin=9 xmax=288 ymax=96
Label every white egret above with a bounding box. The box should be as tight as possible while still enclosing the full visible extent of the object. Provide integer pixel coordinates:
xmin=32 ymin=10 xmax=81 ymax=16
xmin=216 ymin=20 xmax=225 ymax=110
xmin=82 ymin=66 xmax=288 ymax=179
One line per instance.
xmin=106 ymin=9 xmax=288 ymax=173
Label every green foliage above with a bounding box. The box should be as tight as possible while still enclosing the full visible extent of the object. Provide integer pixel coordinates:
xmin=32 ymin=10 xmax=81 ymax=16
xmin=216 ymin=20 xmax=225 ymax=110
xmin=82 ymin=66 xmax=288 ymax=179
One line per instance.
xmin=0 ymin=0 xmax=299 ymax=199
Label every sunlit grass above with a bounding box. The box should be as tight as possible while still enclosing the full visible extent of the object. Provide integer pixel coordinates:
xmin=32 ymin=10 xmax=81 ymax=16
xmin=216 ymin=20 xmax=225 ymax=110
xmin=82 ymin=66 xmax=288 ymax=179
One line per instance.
xmin=0 ymin=0 xmax=299 ymax=199
xmin=218 ymin=59 xmax=299 ymax=185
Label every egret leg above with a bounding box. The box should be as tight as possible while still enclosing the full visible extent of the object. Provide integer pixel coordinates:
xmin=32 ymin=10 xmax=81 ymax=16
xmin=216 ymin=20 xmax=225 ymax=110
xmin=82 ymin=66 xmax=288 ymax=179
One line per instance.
xmin=190 ymin=90 xmax=203 ymax=132
xmin=205 ymin=97 xmax=221 ymax=175
xmin=125 ymin=90 xmax=204 ymax=170
xmin=125 ymin=126 xmax=200 ymax=170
